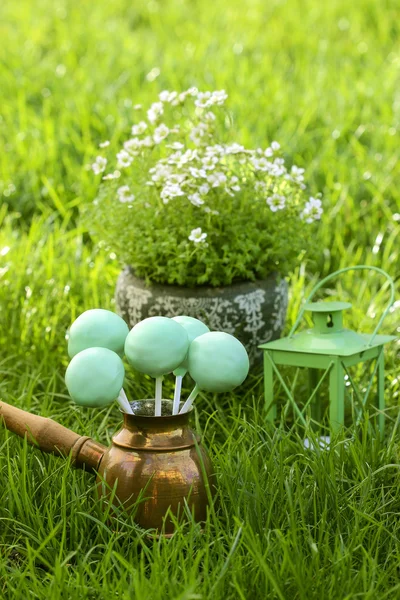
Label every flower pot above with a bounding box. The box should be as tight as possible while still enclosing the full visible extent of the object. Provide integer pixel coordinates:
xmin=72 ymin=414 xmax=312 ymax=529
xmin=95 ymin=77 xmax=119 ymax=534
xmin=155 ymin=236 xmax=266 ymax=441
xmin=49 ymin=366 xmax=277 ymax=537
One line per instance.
xmin=115 ymin=268 xmax=288 ymax=363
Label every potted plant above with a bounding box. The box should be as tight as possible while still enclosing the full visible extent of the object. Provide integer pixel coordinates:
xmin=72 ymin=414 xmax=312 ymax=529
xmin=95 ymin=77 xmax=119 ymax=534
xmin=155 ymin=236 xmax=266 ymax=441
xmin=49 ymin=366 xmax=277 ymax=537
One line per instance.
xmin=87 ymin=89 xmax=323 ymax=361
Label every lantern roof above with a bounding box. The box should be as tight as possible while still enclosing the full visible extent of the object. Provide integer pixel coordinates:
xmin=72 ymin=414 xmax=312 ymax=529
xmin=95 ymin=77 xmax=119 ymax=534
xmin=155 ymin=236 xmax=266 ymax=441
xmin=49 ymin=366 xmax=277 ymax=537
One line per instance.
xmin=260 ymin=300 xmax=395 ymax=356
xmin=260 ymin=331 xmax=396 ymax=356
xmin=260 ymin=266 xmax=396 ymax=357
xmin=303 ymin=301 xmax=352 ymax=313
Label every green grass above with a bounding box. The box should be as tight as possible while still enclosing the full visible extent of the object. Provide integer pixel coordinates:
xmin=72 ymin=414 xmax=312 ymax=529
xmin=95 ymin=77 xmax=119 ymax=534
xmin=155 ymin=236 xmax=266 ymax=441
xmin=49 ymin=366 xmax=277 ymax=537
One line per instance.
xmin=1 ymin=0 xmax=400 ymax=597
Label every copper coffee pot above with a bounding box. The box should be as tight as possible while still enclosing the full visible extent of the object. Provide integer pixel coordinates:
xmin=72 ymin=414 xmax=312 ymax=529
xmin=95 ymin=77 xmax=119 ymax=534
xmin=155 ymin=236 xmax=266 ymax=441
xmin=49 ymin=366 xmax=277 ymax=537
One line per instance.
xmin=0 ymin=399 xmax=215 ymax=534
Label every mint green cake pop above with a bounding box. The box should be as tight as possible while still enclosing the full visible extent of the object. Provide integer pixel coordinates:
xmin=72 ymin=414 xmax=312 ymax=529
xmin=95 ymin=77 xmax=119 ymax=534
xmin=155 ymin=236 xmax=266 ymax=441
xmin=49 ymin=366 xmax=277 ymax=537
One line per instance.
xmin=124 ymin=316 xmax=189 ymax=377
xmin=68 ymin=309 xmax=129 ymax=358
xmin=188 ymin=332 xmax=249 ymax=392
xmin=65 ymin=347 xmax=125 ymax=407
xmin=172 ymin=316 xmax=210 ymax=377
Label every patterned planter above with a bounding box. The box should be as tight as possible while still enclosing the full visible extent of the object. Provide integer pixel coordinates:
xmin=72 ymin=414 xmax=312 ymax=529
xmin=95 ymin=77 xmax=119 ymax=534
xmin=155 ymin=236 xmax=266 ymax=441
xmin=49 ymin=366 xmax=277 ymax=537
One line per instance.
xmin=115 ymin=268 xmax=288 ymax=363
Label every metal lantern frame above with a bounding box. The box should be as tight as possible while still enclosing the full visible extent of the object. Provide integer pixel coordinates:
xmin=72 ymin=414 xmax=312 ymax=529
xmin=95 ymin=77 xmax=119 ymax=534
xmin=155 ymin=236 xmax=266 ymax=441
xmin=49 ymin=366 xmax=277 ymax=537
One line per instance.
xmin=259 ymin=266 xmax=396 ymax=434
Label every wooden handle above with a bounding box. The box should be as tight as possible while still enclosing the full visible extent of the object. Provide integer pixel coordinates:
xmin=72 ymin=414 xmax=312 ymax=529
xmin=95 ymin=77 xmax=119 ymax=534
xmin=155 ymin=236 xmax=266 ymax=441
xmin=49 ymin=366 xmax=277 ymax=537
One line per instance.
xmin=0 ymin=401 xmax=106 ymax=472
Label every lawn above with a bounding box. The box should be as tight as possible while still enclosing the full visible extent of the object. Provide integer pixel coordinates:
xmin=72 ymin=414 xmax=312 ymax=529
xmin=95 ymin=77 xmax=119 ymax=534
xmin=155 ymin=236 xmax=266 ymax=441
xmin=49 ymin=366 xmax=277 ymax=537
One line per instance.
xmin=1 ymin=0 xmax=400 ymax=598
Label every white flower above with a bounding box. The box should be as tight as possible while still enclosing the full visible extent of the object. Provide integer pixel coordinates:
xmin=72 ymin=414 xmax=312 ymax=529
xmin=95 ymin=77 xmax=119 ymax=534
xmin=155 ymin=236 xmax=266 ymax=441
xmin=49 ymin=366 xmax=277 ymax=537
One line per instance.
xmin=194 ymin=91 xmax=211 ymax=108
xmin=291 ymin=165 xmax=305 ymax=183
xmin=204 ymin=207 xmax=219 ymax=215
xmin=124 ymin=138 xmax=142 ymax=154
xmin=131 ymin=121 xmax=147 ymax=136
xmin=188 ymin=193 xmax=204 ymax=207
xmin=301 ymin=197 xmax=323 ymax=223
xmin=159 ymin=90 xmax=170 ymax=102
xmin=134 ymin=104 xmax=142 ymax=110
xmin=199 ymin=183 xmax=210 ymax=195
xmin=206 ymin=144 xmax=225 ymax=156
xmin=172 ymin=88 xmax=197 ymax=104
xmin=102 ymin=170 xmax=121 ymax=180
xmin=207 ymin=172 xmax=227 ymax=187
xmin=188 ymin=227 xmax=207 ymax=243
xmin=168 ymin=173 xmax=186 ymax=185
xmin=189 ymin=167 xmax=207 ymax=178
xmin=224 ymin=143 xmax=245 ymax=154
xmin=264 ymin=147 xmax=273 ymax=157
xmin=160 ymin=183 xmax=185 ymax=203
xmin=309 ymin=197 xmax=322 ymax=207
xmin=153 ymin=124 xmax=170 ymax=144
xmin=168 ymin=149 xmax=197 ymax=167
xmin=117 ymin=185 xmax=135 ymax=203
xmin=251 ymin=156 xmax=272 ymax=172
xmin=230 ymin=176 xmax=241 ymax=192
xmin=141 ymin=136 xmax=154 ymax=147
xmin=272 ymin=167 xmax=286 ymax=176
xmin=270 ymin=160 xmax=287 ymax=177
xmin=190 ymin=123 xmax=208 ymax=145
xmin=212 ymin=90 xmax=228 ymax=104
xmin=184 ymin=149 xmax=198 ymax=161
xmin=204 ymin=111 xmax=216 ymax=121
xmin=91 ymin=156 xmax=107 ymax=174
xmin=167 ymin=151 xmax=183 ymax=165
xmin=147 ymin=102 xmax=163 ymax=124
xmin=99 ymin=140 xmax=110 ymax=148
xmin=267 ymin=194 xmax=286 ymax=212
xmin=117 ymin=150 xmax=133 ymax=168
xmin=254 ymin=180 xmax=266 ymax=191
xmin=168 ymin=92 xmax=178 ymax=104
xmin=202 ymin=154 xmax=218 ymax=170
xmin=149 ymin=163 xmax=172 ymax=183
xmin=195 ymin=90 xmax=228 ymax=108
xmin=167 ymin=142 xmax=184 ymax=150
xmin=177 ymin=91 xmax=188 ymax=104
xmin=271 ymin=141 xmax=280 ymax=151
xmin=159 ymin=90 xmax=178 ymax=103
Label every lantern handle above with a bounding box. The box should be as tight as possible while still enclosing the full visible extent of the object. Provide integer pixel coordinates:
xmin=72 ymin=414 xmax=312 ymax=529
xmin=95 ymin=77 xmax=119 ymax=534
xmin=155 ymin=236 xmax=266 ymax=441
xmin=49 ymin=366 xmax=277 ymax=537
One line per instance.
xmin=288 ymin=265 xmax=395 ymax=346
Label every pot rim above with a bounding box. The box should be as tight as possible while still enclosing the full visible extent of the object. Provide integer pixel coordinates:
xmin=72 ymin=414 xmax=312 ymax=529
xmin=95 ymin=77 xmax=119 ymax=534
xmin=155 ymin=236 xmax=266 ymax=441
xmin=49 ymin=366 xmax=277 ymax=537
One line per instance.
xmin=114 ymin=400 xmax=198 ymax=450
xmin=121 ymin=266 xmax=286 ymax=294
xmin=123 ymin=399 xmax=193 ymax=420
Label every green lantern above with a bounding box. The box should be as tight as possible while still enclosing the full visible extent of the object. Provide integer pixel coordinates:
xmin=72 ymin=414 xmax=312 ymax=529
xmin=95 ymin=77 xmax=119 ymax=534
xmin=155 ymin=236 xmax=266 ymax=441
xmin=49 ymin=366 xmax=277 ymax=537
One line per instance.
xmin=259 ymin=266 xmax=396 ymax=434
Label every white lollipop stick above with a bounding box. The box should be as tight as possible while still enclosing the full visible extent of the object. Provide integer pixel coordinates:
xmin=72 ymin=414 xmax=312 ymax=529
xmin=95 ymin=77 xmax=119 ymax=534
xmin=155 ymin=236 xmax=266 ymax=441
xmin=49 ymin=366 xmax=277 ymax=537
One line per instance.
xmin=117 ymin=388 xmax=134 ymax=414
xmin=173 ymin=375 xmax=183 ymax=415
xmin=155 ymin=377 xmax=163 ymax=416
xmin=179 ymin=384 xmax=200 ymax=414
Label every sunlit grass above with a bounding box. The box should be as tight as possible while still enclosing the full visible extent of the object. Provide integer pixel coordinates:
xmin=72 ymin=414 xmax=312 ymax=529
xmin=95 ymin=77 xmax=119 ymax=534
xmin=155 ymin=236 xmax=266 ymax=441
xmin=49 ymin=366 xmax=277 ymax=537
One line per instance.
xmin=1 ymin=207 xmax=399 ymax=598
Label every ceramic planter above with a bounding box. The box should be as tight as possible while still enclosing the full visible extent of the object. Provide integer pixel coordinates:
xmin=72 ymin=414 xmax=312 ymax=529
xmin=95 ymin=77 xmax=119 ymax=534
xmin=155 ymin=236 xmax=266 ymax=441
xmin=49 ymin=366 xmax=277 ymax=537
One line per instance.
xmin=115 ymin=268 xmax=288 ymax=363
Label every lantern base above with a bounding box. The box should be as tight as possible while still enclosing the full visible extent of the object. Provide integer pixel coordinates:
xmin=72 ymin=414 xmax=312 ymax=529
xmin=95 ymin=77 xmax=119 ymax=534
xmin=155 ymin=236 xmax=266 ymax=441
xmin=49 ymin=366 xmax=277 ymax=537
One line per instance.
xmin=262 ymin=346 xmax=387 ymax=435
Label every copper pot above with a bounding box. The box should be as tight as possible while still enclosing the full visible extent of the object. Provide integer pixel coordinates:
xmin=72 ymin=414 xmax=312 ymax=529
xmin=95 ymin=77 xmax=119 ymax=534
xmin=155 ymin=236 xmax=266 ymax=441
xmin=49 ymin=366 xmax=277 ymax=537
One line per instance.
xmin=97 ymin=400 xmax=215 ymax=533
xmin=0 ymin=399 xmax=215 ymax=535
